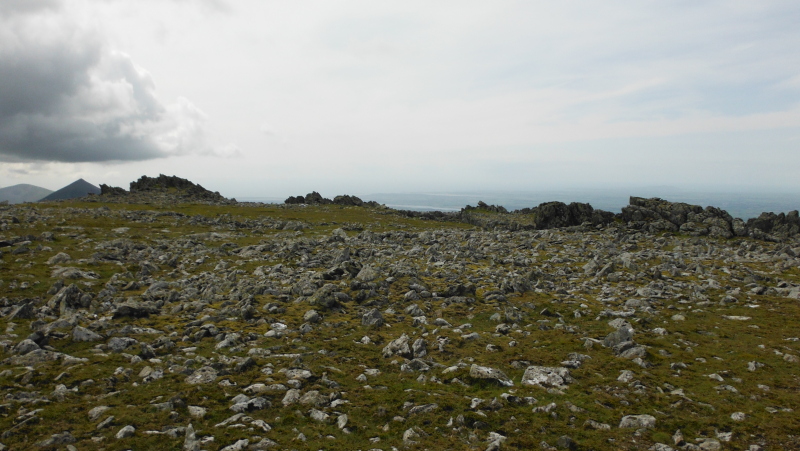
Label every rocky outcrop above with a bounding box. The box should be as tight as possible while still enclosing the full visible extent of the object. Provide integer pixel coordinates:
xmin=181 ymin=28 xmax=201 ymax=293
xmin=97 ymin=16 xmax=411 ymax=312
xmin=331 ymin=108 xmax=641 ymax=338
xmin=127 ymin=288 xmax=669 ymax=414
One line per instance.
xmin=621 ymin=196 xmax=741 ymax=238
xmin=524 ymin=201 xmax=615 ymax=229
xmin=461 ymin=200 xmax=615 ymax=231
xmin=747 ymin=210 xmax=800 ymax=240
xmin=285 ymin=191 xmax=379 ymax=207
xmin=622 ymin=196 xmax=799 ymax=241
xmin=100 ymin=184 xmax=127 ymax=196
xmin=129 ymin=174 xmax=225 ymax=201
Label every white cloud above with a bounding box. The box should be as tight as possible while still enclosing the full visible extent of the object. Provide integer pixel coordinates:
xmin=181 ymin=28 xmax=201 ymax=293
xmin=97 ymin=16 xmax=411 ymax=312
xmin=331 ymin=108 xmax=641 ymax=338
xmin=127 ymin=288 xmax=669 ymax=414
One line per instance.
xmin=0 ymin=1 xmax=218 ymax=163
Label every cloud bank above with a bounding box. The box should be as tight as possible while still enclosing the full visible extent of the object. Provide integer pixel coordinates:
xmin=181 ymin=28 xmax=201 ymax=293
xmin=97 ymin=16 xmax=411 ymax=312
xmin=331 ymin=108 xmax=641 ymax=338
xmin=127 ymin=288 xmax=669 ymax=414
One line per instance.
xmin=0 ymin=1 xmax=210 ymax=163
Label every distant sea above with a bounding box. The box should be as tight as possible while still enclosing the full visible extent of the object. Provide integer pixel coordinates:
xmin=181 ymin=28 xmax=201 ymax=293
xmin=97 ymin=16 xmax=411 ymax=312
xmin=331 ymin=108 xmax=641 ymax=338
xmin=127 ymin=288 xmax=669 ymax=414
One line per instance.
xmin=237 ymin=189 xmax=800 ymax=220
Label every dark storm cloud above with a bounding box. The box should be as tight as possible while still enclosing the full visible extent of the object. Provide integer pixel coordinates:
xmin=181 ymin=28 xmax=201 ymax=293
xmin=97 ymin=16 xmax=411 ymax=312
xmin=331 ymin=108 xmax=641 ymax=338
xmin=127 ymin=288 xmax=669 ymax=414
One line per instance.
xmin=0 ymin=31 xmax=101 ymax=119
xmin=0 ymin=2 xmax=206 ymax=163
xmin=0 ymin=114 xmax=165 ymax=163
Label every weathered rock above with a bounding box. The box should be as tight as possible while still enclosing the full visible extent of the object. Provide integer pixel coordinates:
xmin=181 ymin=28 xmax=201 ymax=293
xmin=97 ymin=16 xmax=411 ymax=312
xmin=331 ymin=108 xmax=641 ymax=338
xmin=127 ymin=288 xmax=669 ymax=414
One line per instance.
xmin=35 ymin=431 xmax=76 ymax=447
xmin=619 ymin=414 xmax=656 ymax=429
xmin=282 ymin=389 xmax=301 ymax=406
xmin=14 ymin=339 xmax=40 ymax=355
xmin=298 ymin=390 xmax=329 ymax=407
xmin=604 ymin=327 xmax=633 ymax=348
xmin=8 ymin=301 xmax=36 ymax=320
xmin=469 ymin=364 xmax=514 ymax=387
xmin=116 ymin=424 xmax=135 ymax=439
xmin=361 ymin=308 xmax=384 ymax=327
xmin=88 ymin=406 xmax=111 ymax=421
xmin=408 ymin=403 xmax=438 ymax=415
xmin=107 ymin=337 xmax=138 ymax=353
xmin=48 ymin=284 xmax=89 ymax=315
xmin=521 ymin=366 xmax=573 ymax=389
xmin=184 ymin=423 xmax=200 ymax=451
xmin=73 ymin=325 xmax=103 ymax=342
xmin=230 ymin=396 xmax=269 ymax=413
xmin=47 ymin=252 xmax=71 ymax=265
xmin=382 ymin=333 xmax=413 ymax=358
xmin=113 ymin=300 xmax=159 ymax=319
xmin=185 ymin=366 xmax=218 ymax=385
xmin=356 ymin=264 xmax=379 ymax=282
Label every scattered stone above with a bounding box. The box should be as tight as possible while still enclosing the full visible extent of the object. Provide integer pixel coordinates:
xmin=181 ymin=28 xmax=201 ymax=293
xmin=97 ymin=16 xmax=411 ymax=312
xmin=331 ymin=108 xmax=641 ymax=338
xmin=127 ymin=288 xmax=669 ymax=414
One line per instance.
xmin=116 ymin=425 xmax=135 ymax=439
xmin=521 ymin=366 xmax=573 ymax=389
xmin=185 ymin=366 xmax=218 ymax=385
xmin=619 ymin=414 xmax=656 ymax=429
xmin=469 ymin=364 xmax=514 ymax=387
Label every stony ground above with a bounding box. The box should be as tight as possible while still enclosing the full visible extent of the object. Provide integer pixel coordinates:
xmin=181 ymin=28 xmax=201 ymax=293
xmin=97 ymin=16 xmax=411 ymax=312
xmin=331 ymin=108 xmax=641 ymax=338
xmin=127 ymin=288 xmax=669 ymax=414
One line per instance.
xmin=0 ymin=197 xmax=798 ymax=451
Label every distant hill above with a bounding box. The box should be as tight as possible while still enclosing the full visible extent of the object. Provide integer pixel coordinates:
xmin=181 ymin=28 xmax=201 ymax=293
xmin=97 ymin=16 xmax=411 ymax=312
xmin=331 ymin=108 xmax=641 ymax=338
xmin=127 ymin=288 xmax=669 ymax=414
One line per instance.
xmin=40 ymin=179 xmax=100 ymax=201
xmin=0 ymin=184 xmax=53 ymax=204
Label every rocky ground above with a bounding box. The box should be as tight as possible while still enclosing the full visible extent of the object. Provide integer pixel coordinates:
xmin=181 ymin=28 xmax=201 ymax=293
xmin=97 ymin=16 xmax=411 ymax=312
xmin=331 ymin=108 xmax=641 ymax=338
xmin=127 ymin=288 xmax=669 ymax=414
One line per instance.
xmin=0 ymin=183 xmax=798 ymax=450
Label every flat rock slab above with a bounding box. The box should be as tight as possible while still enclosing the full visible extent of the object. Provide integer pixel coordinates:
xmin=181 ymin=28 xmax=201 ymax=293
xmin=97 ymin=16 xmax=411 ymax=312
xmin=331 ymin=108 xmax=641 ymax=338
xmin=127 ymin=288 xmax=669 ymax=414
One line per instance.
xmin=619 ymin=414 xmax=656 ymax=429
xmin=185 ymin=366 xmax=218 ymax=385
xmin=521 ymin=366 xmax=573 ymax=389
xmin=469 ymin=364 xmax=514 ymax=387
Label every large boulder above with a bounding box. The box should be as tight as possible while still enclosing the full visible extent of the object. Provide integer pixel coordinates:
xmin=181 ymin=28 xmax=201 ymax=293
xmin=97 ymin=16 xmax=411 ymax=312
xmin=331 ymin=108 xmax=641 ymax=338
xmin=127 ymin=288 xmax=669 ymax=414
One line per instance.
xmin=382 ymin=333 xmax=413 ymax=359
xmin=619 ymin=414 xmax=656 ymax=429
xmin=73 ymin=326 xmax=103 ymax=342
xmin=519 ymin=201 xmax=613 ymax=229
xmin=129 ymin=174 xmax=223 ymax=200
xmin=185 ymin=366 xmax=218 ymax=385
xmin=48 ymin=284 xmax=90 ymax=315
xmin=747 ymin=210 xmax=800 ymax=240
xmin=8 ymin=301 xmax=36 ymax=320
xmin=113 ymin=301 xmax=159 ymax=319
xmin=521 ymin=366 xmax=573 ymax=389
xmin=361 ymin=308 xmax=384 ymax=327
xmin=603 ymin=327 xmax=633 ymax=348
xmin=469 ymin=364 xmax=514 ymax=387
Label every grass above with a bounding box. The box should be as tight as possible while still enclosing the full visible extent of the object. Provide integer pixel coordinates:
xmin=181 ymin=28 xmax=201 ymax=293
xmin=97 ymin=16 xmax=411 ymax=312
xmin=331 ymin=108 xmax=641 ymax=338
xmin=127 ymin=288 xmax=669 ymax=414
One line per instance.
xmin=0 ymin=199 xmax=798 ymax=449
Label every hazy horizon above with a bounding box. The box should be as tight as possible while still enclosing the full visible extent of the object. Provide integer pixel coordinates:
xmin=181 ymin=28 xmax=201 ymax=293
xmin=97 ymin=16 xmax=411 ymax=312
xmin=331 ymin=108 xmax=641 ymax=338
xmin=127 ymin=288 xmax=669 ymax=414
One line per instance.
xmin=3 ymin=176 xmax=797 ymax=220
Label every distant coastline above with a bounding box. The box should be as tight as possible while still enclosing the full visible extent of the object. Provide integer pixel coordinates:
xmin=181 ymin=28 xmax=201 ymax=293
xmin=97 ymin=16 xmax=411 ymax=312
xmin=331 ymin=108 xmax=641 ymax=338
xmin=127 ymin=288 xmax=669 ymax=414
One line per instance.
xmin=236 ymin=189 xmax=799 ymax=220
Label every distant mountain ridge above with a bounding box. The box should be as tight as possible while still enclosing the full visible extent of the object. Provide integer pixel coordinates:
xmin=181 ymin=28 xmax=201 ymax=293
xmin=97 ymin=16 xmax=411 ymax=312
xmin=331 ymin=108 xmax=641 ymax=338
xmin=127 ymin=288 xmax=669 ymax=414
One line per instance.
xmin=40 ymin=179 xmax=100 ymax=201
xmin=0 ymin=184 xmax=53 ymax=204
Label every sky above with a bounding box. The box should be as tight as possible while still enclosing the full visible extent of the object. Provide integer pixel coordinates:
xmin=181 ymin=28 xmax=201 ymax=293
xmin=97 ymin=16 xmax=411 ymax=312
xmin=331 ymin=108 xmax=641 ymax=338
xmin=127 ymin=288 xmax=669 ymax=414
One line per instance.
xmin=1 ymin=0 xmax=800 ymax=199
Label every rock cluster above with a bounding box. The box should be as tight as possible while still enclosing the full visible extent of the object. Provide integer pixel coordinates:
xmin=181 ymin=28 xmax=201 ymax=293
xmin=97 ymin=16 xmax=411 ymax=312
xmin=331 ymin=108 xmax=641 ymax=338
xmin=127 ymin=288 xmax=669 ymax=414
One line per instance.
xmin=284 ymin=191 xmax=380 ymax=208
xmin=621 ymin=196 xmax=800 ymax=241
xmin=95 ymin=174 xmax=231 ymax=205
xmin=462 ymin=196 xmax=800 ymax=241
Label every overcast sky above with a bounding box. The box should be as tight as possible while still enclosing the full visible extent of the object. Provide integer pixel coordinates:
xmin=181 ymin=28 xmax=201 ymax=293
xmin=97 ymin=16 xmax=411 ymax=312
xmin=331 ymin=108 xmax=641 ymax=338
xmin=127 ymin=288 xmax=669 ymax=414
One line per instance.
xmin=1 ymin=0 xmax=800 ymax=198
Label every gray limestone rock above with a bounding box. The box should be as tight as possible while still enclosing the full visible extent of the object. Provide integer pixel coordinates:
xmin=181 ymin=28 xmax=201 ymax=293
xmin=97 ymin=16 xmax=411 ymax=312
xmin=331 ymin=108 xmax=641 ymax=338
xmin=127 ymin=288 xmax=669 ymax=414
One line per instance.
xmin=113 ymin=300 xmax=159 ymax=319
xmin=356 ymin=264 xmax=378 ymax=282
xmin=469 ymin=364 xmax=514 ymax=387
xmin=604 ymin=327 xmax=634 ymax=348
xmin=382 ymin=333 xmax=413 ymax=358
xmin=184 ymin=423 xmax=200 ymax=451
xmin=282 ymin=388 xmax=301 ymax=406
xmin=14 ymin=339 xmax=40 ymax=355
xmin=521 ymin=366 xmax=574 ymax=389
xmin=107 ymin=337 xmax=138 ymax=353
xmin=185 ymin=366 xmax=218 ymax=385
xmin=619 ymin=414 xmax=656 ymax=428
xmin=7 ymin=302 xmax=36 ymax=320
xmin=299 ymin=390 xmax=329 ymax=407
xmin=115 ymin=425 xmax=135 ymax=439
xmin=362 ymin=308 xmax=385 ymax=327
xmin=73 ymin=326 xmax=103 ymax=342
xmin=47 ymin=252 xmax=72 ymax=265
